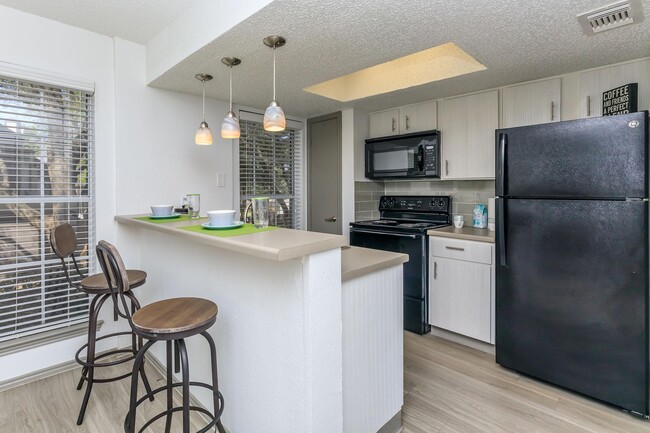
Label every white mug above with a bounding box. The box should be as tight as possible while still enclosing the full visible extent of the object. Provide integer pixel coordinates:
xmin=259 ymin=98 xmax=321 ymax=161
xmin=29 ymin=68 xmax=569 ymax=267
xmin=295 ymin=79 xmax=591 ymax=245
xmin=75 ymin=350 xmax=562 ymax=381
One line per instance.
xmin=453 ymin=215 xmax=464 ymax=229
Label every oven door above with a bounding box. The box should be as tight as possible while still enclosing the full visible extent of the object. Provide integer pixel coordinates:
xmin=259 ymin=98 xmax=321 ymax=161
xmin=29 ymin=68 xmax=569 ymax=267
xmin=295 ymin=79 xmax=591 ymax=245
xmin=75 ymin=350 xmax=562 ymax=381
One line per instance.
xmin=349 ymin=227 xmax=430 ymax=334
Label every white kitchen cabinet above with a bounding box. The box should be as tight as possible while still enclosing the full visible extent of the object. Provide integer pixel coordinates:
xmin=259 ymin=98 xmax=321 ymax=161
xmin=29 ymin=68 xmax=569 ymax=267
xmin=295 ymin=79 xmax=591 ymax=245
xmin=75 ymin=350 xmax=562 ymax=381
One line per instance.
xmin=429 ymin=237 xmax=494 ymax=343
xmin=439 ymin=90 xmax=498 ymax=179
xmin=368 ymin=108 xmax=400 ymax=138
xmin=368 ymin=101 xmax=437 ymax=138
xmin=502 ymin=78 xmax=561 ymax=127
xmin=580 ymin=58 xmax=650 ymax=118
xmin=399 ymin=100 xmax=437 ymax=134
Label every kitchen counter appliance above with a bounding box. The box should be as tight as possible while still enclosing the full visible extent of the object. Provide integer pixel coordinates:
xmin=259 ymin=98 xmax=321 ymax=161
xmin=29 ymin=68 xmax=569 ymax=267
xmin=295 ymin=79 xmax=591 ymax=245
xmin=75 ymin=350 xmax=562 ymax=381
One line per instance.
xmin=350 ymin=195 xmax=451 ymax=334
xmin=496 ymin=111 xmax=650 ymax=417
xmin=365 ymin=130 xmax=440 ymax=179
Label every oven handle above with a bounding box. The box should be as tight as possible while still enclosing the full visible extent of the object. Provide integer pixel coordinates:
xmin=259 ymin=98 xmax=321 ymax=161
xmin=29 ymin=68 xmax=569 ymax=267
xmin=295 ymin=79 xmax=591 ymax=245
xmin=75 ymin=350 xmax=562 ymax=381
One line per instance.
xmin=350 ymin=228 xmax=418 ymax=239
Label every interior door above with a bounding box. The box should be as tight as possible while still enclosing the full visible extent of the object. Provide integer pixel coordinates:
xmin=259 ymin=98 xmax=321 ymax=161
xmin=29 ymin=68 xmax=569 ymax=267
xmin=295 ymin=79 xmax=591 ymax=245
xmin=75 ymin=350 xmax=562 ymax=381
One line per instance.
xmin=496 ymin=198 xmax=648 ymax=415
xmin=308 ymin=112 xmax=342 ymax=234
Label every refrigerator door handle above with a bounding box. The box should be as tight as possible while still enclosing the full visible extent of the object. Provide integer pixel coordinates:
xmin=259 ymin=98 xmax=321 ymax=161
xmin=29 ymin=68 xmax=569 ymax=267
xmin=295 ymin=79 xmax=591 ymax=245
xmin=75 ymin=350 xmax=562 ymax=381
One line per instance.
xmin=496 ymin=133 xmax=507 ymax=196
xmin=497 ymin=198 xmax=507 ymax=267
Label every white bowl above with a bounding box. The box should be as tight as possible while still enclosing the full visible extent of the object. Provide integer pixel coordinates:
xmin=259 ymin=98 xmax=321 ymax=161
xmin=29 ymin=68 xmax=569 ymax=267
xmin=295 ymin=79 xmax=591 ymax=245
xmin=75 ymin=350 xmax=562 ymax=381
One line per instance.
xmin=207 ymin=210 xmax=236 ymax=227
xmin=151 ymin=205 xmax=174 ymax=216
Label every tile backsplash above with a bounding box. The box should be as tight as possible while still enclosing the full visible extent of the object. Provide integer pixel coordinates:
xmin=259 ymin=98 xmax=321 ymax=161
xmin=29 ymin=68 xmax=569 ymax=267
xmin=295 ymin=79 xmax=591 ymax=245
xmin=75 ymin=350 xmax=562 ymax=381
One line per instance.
xmin=354 ymin=180 xmax=495 ymax=222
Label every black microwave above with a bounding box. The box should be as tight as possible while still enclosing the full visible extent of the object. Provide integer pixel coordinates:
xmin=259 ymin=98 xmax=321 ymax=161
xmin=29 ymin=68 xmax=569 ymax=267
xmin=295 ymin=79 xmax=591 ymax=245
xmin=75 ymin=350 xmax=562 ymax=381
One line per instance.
xmin=365 ymin=130 xmax=440 ymax=179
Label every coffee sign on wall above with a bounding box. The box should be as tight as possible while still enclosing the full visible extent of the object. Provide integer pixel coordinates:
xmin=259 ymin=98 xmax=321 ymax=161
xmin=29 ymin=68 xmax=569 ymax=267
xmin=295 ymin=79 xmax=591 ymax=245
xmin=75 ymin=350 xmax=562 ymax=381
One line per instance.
xmin=602 ymin=83 xmax=638 ymax=116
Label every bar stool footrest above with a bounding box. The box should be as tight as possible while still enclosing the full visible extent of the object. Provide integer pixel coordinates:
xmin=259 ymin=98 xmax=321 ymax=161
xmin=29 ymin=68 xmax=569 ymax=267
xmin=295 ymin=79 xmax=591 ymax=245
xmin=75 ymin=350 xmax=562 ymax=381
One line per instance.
xmin=75 ymin=331 xmax=140 ymax=369
xmin=127 ymin=381 xmax=224 ymax=433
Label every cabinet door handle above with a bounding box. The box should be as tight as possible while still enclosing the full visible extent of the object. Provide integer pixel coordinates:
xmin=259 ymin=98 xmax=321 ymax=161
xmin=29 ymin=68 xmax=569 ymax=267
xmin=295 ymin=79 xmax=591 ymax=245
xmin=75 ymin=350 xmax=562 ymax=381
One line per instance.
xmin=445 ymin=160 xmax=449 ymax=176
xmin=434 ymin=261 xmax=437 ymax=279
xmin=551 ymin=101 xmax=555 ymax=121
xmin=587 ymin=96 xmax=591 ymax=117
xmin=405 ymin=115 xmax=410 ymax=130
xmin=445 ymin=246 xmax=465 ymax=251
xmin=391 ymin=118 xmax=396 ymax=132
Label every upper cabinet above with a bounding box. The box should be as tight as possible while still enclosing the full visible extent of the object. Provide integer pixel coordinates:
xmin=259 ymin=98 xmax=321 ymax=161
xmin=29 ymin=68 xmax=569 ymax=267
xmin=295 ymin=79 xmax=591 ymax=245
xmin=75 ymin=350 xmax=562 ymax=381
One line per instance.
xmin=580 ymin=58 xmax=650 ymax=118
xmin=502 ymin=78 xmax=561 ymax=128
xmin=439 ymin=90 xmax=499 ymax=180
xmin=368 ymin=101 xmax=437 ymax=138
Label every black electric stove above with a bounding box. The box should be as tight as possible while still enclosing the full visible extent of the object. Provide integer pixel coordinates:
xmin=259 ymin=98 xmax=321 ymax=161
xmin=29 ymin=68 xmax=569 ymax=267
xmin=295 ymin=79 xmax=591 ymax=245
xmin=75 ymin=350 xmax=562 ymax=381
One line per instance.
xmin=350 ymin=195 xmax=452 ymax=334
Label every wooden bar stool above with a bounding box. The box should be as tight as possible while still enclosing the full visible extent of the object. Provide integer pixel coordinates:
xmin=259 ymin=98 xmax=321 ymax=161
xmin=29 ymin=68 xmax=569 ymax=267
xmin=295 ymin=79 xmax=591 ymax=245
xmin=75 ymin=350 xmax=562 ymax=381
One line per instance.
xmin=50 ymin=224 xmax=153 ymax=425
xmin=95 ymin=240 xmax=226 ymax=433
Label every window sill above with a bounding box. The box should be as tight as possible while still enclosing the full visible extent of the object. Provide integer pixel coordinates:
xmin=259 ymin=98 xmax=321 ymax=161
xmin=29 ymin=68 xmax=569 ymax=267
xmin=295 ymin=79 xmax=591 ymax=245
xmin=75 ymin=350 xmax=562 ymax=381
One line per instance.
xmin=0 ymin=321 xmax=102 ymax=357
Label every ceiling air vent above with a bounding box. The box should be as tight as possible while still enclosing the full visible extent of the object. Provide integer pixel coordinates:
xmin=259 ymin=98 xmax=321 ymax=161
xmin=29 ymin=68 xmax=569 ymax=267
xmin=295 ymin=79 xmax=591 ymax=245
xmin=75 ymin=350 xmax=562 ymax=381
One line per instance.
xmin=577 ymin=0 xmax=644 ymax=35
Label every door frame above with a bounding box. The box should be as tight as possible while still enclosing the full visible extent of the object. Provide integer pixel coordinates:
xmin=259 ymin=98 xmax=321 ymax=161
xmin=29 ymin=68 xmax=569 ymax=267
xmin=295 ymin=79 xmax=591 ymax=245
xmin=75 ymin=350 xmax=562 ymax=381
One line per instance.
xmin=307 ymin=112 xmax=342 ymax=233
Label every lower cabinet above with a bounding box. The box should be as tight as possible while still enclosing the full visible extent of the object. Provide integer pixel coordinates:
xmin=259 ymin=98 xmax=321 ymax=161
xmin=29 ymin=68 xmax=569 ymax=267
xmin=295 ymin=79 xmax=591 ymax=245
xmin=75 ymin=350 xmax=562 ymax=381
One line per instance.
xmin=429 ymin=237 xmax=494 ymax=343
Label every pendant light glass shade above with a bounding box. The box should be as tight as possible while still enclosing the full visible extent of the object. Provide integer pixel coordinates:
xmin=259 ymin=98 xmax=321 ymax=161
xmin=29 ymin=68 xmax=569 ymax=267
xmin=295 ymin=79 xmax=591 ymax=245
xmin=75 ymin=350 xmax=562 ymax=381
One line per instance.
xmin=263 ymin=100 xmax=286 ymax=131
xmin=195 ymin=121 xmax=213 ymax=145
xmin=195 ymin=73 xmax=213 ymax=145
xmin=263 ymin=36 xmax=286 ymax=132
xmin=221 ymin=57 xmax=241 ymax=139
xmin=221 ymin=111 xmax=240 ymax=139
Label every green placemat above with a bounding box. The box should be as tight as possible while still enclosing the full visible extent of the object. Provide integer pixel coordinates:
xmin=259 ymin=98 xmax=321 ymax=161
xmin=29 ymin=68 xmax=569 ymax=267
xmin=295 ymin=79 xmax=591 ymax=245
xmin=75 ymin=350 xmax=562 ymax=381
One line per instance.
xmin=135 ymin=215 xmax=195 ymax=224
xmin=178 ymin=223 xmax=277 ymax=237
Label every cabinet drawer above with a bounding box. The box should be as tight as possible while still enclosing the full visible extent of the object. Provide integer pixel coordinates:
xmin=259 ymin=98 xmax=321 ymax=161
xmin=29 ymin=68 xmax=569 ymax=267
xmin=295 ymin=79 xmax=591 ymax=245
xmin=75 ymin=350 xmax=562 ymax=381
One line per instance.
xmin=430 ymin=237 xmax=492 ymax=265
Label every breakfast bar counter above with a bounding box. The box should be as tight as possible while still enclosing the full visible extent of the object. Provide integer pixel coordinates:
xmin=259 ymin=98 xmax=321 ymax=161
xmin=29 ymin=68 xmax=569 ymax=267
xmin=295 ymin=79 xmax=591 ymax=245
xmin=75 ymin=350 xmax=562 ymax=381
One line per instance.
xmin=115 ymin=215 xmax=404 ymax=433
xmin=115 ymin=214 xmax=346 ymax=261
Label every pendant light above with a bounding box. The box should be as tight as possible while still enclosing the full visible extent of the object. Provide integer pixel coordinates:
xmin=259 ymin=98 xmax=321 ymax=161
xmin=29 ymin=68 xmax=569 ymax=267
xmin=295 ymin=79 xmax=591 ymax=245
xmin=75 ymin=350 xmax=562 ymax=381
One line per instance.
xmin=195 ymin=73 xmax=213 ymax=145
xmin=220 ymin=57 xmax=242 ymax=139
xmin=263 ymin=35 xmax=286 ymax=132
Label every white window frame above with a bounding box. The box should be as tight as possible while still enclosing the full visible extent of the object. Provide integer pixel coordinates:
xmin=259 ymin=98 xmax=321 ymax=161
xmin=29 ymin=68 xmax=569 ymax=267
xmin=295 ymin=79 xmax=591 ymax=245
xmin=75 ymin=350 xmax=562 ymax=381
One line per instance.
xmin=0 ymin=61 xmax=95 ymax=348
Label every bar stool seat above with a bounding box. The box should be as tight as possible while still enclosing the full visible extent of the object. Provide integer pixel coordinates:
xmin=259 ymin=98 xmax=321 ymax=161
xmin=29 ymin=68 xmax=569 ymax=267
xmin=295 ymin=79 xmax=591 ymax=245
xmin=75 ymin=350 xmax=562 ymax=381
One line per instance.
xmin=131 ymin=297 xmax=217 ymax=338
xmin=81 ymin=269 xmax=147 ymax=294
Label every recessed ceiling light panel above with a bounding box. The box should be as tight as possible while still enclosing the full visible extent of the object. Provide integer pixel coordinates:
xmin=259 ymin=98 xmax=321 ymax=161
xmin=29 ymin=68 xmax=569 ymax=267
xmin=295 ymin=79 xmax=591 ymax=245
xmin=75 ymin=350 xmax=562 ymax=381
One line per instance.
xmin=303 ymin=42 xmax=487 ymax=102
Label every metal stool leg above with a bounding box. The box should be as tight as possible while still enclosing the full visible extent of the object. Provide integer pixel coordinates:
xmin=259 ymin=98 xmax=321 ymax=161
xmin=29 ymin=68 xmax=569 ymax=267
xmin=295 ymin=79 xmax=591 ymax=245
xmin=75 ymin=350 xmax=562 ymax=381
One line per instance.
xmin=177 ymin=339 xmax=191 ymax=433
xmin=202 ymin=331 xmax=226 ymax=433
xmin=126 ymin=339 xmax=156 ymax=433
xmin=125 ymin=292 xmax=154 ymax=401
xmin=164 ymin=341 xmax=174 ymax=433
xmin=76 ymin=293 xmax=102 ymax=391
xmin=77 ymin=293 xmax=110 ymax=425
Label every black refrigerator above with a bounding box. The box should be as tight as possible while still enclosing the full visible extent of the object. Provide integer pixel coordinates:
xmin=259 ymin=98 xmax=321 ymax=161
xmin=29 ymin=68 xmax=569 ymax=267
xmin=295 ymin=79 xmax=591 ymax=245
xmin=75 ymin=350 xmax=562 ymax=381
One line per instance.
xmin=495 ymin=111 xmax=650 ymax=417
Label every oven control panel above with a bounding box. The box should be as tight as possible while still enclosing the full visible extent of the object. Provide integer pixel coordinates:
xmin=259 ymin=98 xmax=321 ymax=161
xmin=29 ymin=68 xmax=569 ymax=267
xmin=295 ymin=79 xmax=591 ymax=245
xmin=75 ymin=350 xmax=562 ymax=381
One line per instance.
xmin=379 ymin=195 xmax=451 ymax=212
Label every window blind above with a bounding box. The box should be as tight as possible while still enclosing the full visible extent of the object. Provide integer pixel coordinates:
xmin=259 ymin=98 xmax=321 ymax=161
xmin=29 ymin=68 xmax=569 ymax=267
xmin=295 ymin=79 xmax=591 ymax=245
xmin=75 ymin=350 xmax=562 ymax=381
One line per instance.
xmin=0 ymin=74 xmax=94 ymax=342
xmin=239 ymin=118 xmax=303 ymax=229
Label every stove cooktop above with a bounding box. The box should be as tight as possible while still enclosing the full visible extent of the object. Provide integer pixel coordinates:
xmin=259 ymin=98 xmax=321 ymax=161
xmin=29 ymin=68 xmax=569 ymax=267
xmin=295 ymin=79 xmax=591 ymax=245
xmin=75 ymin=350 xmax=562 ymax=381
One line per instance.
xmin=350 ymin=219 xmax=449 ymax=234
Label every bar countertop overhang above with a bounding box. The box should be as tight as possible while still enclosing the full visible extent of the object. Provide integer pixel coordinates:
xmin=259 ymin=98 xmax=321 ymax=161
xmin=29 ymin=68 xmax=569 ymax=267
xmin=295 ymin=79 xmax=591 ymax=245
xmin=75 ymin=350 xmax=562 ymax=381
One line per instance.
xmin=116 ymin=214 xmax=347 ymax=261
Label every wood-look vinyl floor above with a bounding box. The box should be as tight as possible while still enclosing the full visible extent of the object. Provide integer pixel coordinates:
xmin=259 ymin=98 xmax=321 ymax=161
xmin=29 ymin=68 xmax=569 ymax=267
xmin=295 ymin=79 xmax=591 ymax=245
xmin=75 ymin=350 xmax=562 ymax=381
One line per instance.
xmin=402 ymin=332 xmax=650 ymax=433
xmin=1 ymin=334 xmax=649 ymax=432
xmin=0 ymin=356 xmax=211 ymax=433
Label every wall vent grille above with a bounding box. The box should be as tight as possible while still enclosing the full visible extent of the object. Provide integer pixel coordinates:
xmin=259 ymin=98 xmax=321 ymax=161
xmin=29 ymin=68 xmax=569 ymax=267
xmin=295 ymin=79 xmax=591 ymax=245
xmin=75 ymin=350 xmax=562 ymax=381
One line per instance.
xmin=577 ymin=0 xmax=644 ymax=35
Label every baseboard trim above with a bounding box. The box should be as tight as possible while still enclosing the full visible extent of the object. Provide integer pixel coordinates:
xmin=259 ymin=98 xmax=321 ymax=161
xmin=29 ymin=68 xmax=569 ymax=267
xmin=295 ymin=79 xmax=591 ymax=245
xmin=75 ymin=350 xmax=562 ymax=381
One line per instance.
xmin=0 ymin=337 xmax=111 ymax=393
xmin=377 ymin=410 xmax=402 ymax=433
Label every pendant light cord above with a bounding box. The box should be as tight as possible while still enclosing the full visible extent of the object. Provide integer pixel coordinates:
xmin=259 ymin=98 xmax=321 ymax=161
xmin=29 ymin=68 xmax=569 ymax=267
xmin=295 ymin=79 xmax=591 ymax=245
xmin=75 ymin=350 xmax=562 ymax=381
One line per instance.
xmin=202 ymin=80 xmax=206 ymax=121
xmin=273 ymin=47 xmax=276 ymax=100
xmin=229 ymin=67 xmax=233 ymax=111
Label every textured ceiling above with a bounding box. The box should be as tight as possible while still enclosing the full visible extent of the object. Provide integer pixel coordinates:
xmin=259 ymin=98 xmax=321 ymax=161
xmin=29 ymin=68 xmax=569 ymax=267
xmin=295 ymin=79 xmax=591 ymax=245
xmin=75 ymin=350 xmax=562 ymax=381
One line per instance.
xmin=150 ymin=0 xmax=650 ymax=118
xmin=2 ymin=0 xmax=649 ymax=118
xmin=0 ymin=0 xmax=195 ymax=43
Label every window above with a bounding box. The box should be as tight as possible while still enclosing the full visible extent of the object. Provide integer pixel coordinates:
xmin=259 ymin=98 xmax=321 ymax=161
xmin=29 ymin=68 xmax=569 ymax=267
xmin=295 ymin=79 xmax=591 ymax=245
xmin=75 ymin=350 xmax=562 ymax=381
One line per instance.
xmin=239 ymin=114 xmax=303 ymax=229
xmin=0 ymin=73 xmax=94 ymax=342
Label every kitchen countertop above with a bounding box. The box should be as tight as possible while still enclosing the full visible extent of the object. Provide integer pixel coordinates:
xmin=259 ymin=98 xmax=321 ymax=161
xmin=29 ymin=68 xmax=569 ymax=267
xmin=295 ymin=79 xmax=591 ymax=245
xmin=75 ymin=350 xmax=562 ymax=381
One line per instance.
xmin=427 ymin=225 xmax=495 ymax=243
xmin=341 ymin=246 xmax=409 ymax=282
xmin=116 ymin=214 xmax=346 ymax=262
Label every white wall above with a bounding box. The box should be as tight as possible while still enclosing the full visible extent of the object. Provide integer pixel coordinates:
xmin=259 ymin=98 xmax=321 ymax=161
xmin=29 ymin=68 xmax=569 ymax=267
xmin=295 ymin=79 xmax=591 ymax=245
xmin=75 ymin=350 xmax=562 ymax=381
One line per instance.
xmin=114 ymin=38 xmax=235 ymax=215
xmin=340 ymin=108 xmax=368 ymax=240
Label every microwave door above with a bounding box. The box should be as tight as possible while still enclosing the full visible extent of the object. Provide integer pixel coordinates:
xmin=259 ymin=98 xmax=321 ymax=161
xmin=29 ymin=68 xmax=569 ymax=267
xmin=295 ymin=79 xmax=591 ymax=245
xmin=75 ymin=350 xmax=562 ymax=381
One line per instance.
xmin=373 ymin=147 xmax=412 ymax=176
